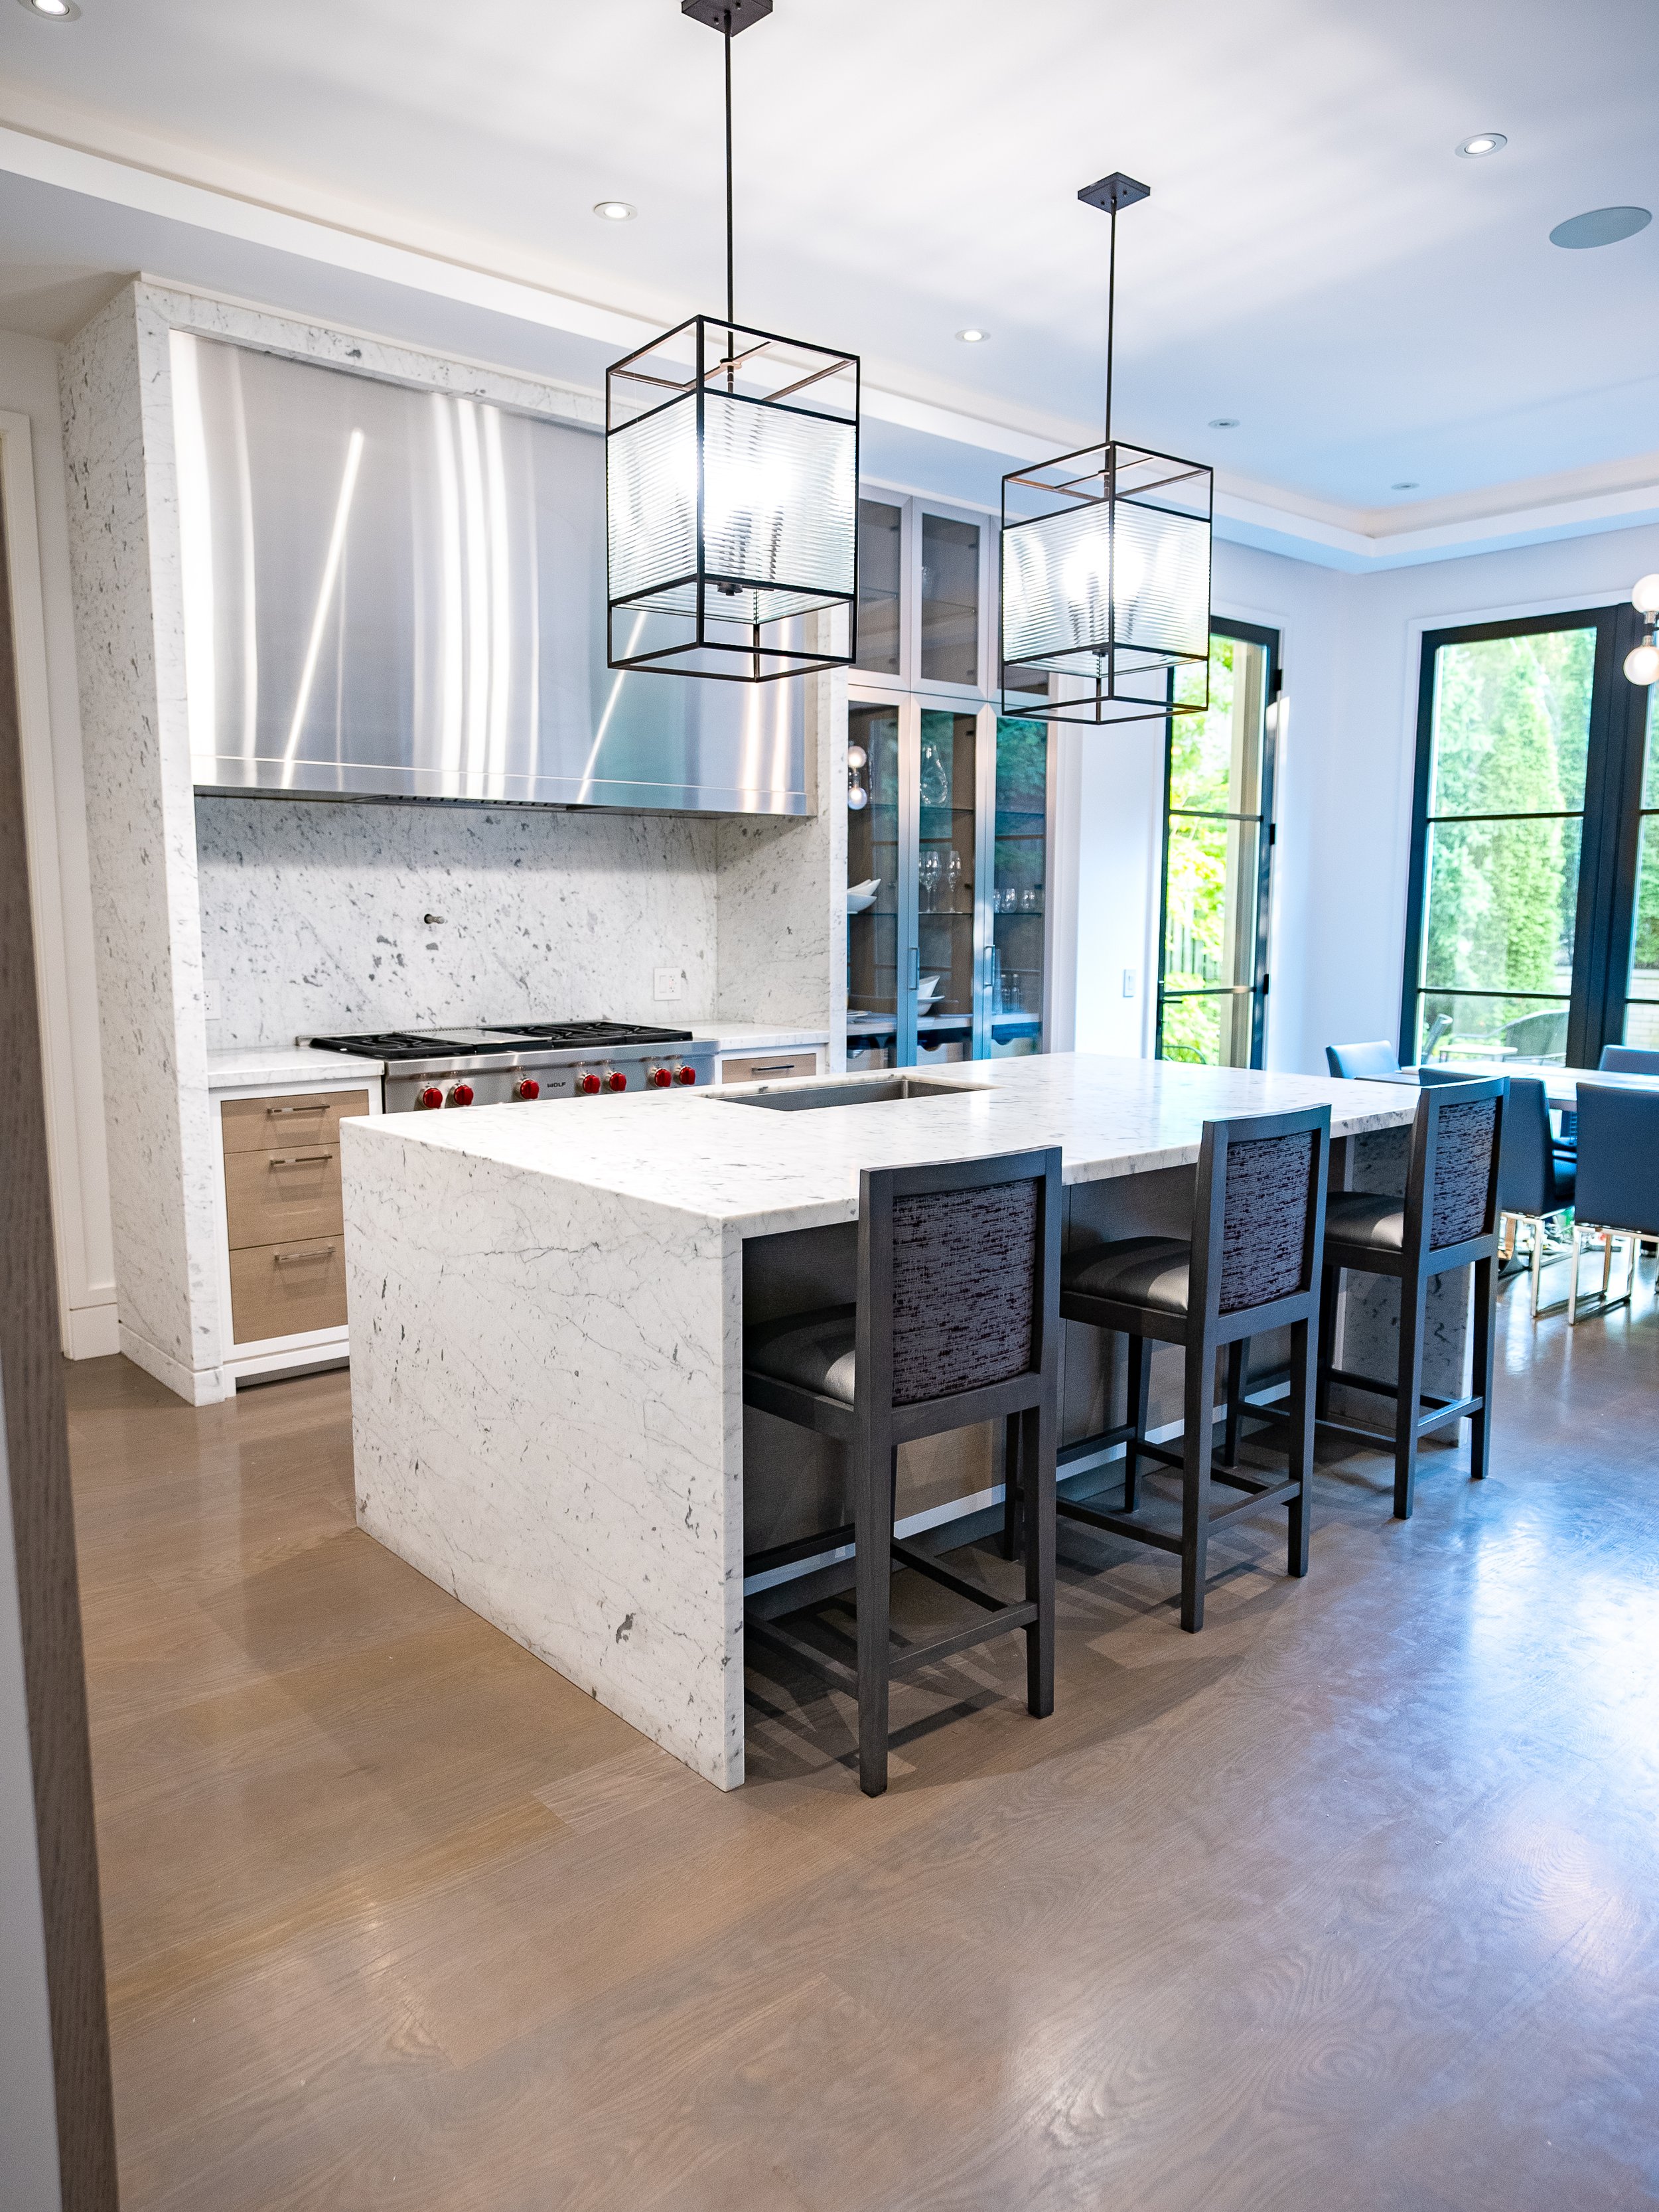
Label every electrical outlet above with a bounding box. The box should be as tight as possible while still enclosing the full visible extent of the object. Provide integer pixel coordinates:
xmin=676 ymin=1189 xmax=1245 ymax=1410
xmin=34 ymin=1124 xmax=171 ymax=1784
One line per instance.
xmin=654 ymin=968 xmax=685 ymax=1002
xmin=204 ymin=981 xmax=222 ymax=1020
xmin=1122 ymin=969 xmax=1138 ymax=999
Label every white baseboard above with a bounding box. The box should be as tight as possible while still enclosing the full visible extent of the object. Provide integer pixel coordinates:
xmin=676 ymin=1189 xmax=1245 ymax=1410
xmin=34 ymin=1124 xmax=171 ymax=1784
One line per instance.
xmin=65 ymin=1302 xmax=120 ymax=1361
xmin=116 ymin=1323 xmax=232 ymax=1407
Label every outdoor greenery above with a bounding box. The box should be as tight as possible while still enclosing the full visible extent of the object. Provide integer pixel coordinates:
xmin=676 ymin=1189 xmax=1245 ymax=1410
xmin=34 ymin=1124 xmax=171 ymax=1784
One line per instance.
xmin=1419 ymin=627 xmax=1592 ymax=1056
xmin=1160 ymin=636 xmax=1260 ymax=1066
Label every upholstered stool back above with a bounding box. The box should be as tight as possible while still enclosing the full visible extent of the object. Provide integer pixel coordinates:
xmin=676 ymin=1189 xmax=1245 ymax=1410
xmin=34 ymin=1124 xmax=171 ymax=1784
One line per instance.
xmin=1218 ymin=1129 xmax=1321 ymax=1315
xmin=891 ymin=1177 xmax=1039 ymax=1404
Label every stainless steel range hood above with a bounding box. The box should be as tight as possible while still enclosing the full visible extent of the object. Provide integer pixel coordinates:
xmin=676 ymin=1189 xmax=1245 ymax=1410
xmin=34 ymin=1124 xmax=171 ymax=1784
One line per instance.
xmin=173 ymin=333 xmax=807 ymax=813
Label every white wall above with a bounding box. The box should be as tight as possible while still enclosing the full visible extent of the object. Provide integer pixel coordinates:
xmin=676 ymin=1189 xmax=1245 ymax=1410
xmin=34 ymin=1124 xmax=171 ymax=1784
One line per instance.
xmin=0 ymin=333 xmax=117 ymax=1361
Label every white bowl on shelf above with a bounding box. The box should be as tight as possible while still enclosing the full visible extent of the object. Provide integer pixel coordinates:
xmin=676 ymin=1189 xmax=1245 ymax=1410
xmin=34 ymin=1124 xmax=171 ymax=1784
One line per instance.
xmin=916 ymin=973 xmax=943 ymax=1007
xmin=847 ymin=877 xmax=880 ymax=915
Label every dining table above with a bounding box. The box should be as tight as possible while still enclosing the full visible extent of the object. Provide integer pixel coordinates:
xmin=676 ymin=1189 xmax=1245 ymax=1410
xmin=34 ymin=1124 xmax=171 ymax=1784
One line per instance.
xmin=1415 ymin=1063 xmax=1659 ymax=1110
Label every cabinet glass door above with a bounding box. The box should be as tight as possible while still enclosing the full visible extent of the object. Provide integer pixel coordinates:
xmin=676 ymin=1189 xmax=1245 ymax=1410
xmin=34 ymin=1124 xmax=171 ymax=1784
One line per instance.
xmin=989 ymin=717 xmax=1048 ymax=1055
xmin=847 ymin=702 xmax=901 ymax=1068
xmin=920 ymin=512 xmax=981 ymax=688
xmin=916 ymin=711 xmax=978 ymax=1063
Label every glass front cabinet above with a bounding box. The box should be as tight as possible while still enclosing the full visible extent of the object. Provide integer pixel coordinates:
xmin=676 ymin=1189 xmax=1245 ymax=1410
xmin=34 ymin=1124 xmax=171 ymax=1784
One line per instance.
xmin=845 ymin=490 xmax=1053 ymax=1070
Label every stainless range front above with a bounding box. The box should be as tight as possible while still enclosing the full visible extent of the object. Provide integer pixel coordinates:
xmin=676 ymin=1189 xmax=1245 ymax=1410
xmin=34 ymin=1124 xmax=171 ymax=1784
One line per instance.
xmin=305 ymin=1024 xmax=717 ymax=1113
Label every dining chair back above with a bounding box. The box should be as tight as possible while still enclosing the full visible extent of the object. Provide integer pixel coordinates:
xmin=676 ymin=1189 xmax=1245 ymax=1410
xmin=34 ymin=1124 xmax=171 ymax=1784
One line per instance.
xmin=1326 ymin=1041 xmax=1402 ymax=1080
xmin=1599 ymin=1044 xmax=1659 ymax=1076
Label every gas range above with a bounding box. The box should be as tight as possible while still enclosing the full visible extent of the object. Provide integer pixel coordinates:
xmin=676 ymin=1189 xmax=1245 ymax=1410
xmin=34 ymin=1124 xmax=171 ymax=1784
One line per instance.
xmin=305 ymin=1021 xmax=716 ymax=1113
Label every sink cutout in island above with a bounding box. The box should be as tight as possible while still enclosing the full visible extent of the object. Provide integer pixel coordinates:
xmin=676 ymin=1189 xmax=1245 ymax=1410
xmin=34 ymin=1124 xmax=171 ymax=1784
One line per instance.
xmin=711 ymin=1073 xmax=993 ymax=1113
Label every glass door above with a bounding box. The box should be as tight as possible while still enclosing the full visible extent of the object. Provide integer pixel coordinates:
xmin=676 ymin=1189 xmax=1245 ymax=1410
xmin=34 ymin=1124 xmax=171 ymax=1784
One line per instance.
xmin=1404 ymin=617 xmax=1595 ymax=1066
xmin=1156 ymin=625 xmax=1277 ymax=1067
xmin=847 ymin=701 xmax=902 ymax=1069
xmin=1620 ymin=689 xmax=1659 ymax=1047
xmin=987 ymin=717 xmax=1048 ymax=1055
xmin=915 ymin=711 xmax=978 ymax=1064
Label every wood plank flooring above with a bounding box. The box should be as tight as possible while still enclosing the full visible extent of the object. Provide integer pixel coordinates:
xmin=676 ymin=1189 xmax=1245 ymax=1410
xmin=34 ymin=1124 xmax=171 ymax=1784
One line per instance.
xmin=66 ymin=1267 xmax=1659 ymax=2210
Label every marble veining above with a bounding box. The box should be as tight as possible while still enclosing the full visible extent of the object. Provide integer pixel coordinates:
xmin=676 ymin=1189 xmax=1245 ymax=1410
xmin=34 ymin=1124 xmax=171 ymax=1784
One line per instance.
xmin=343 ymin=1056 xmax=1418 ymax=1785
xmin=196 ymin=796 xmax=719 ymax=1047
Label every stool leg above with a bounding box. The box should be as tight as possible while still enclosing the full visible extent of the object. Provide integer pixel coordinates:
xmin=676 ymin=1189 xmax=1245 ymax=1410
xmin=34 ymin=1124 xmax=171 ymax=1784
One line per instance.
xmin=1001 ymin=1412 xmax=1021 ymax=1562
xmin=1124 ymin=1331 xmax=1150 ymax=1512
xmin=1469 ymin=1252 xmax=1496 ymax=1483
xmin=1180 ymin=1335 xmax=1213 ymax=1633
xmin=1023 ymin=1400 xmax=1056 ymax=1719
xmin=1394 ymin=1274 xmax=1428 ymax=1520
xmin=853 ymin=1439 xmax=895 ymax=1797
xmin=1316 ymin=1264 xmax=1340 ymax=1421
xmin=1287 ymin=1315 xmax=1313 ymax=1578
xmin=1222 ymin=1339 xmax=1244 ymax=1466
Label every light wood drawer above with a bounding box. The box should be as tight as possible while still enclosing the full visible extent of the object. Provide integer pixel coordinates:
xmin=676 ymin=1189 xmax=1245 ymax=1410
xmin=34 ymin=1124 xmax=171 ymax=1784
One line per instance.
xmin=229 ymin=1238 xmax=348 ymax=1344
xmin=221 ymin=1088 xmax=371 ymax=1154
xmin=719 ymin=1051 xmax=820 ymax=1084
xmin=224 ymin=1145 xmax=344 ymax=1252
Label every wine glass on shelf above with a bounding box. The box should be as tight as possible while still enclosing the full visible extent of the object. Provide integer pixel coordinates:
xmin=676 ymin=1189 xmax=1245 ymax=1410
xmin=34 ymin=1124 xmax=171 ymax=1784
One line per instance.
xmin=918 ymin=851 xmax=940 ymax=913
xmin=947 ymin=848 xmax=962 ymax=907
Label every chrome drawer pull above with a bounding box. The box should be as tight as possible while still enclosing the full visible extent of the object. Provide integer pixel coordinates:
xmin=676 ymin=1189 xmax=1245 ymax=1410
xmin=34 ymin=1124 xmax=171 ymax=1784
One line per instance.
xmin=273 ymin=1244 xmax=336 ymax=1264
xmin=269 ymin=1153 xmax=332 ymax=1167
xmin=266 ymin=1103 xmax=327 ymax=1116
xmin=749 ymin=1064 xmax=797 ymax=1076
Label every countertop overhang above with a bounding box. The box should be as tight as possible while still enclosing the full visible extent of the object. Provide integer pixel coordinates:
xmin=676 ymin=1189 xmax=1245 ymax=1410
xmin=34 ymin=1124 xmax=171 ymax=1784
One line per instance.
xmin=340 ymin=1055 xmax=1417 ymax=1240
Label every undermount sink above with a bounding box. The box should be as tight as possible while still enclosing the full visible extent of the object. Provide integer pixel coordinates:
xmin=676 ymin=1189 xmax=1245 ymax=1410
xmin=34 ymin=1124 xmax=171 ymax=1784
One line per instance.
xmin=711 ymin=1072 xmax=992 ymax=1113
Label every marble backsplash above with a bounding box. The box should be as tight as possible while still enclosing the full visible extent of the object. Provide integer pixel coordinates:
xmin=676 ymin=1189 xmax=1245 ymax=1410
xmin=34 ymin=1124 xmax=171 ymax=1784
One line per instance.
xmin=196 ymin=796 xmax=719 ymax=1047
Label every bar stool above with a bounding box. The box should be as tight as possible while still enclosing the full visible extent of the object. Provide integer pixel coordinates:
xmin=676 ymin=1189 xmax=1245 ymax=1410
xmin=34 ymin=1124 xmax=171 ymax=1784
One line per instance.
xmin=1021 ymin=1105 xmax=1331 ymax=1635
xmin=1306 ymin=1076 xmax=1505 ymax=1518
xmin=742 ymin=1147 xmax=1061 ymax=1797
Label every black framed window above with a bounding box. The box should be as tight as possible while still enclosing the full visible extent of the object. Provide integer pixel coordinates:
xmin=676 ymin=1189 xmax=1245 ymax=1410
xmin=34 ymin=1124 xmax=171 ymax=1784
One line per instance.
xmin=1402 ymin=605 xmax=1649 ymax=1069
xmin=1156 ymin=620 xmax=1279 ymax=1067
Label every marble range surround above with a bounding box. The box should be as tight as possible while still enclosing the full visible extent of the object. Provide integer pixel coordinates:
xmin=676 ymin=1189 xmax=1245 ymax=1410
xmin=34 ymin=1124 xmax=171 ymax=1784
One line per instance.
xmin=62 ymin=279 xmax=845 ymax=1404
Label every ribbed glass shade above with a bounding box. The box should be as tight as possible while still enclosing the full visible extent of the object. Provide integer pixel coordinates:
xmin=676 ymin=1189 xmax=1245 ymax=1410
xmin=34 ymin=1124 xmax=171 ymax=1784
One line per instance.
xmin=1000 ymin=439 xmax=1213 ymax=725
xmin=607 ymin=315 xmax=860 ymax=682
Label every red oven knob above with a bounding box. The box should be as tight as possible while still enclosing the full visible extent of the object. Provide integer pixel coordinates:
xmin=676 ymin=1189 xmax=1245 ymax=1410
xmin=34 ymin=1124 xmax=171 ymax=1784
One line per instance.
xmin=577 ymin=1071 xmax=602 ymax=1096
xmin=676 ymin=1063 xmax=697 ymax=1085
xmin=416 ymin=1085 xmax=443 ymax=1111
xmin=607 ymin=1069 xmax=628 ymax=1092
xmin=648 ymin=1065 xmax=672 ymax=1088
xmin=514 ymin=1078 xmax=540 ymax=1101
xmin=447 ymin=1082 xmax=474 ymax=1107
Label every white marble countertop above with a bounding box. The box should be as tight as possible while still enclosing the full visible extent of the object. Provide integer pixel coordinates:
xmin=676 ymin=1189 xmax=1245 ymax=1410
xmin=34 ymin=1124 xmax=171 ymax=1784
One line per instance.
xmin=207 ymin=1045 xmax=385 ymax=1090
xmin=691 ymin=1021 xmax=830 ymax=1053
xmin=344 ymin=1054 xmax=1416 ymax=1241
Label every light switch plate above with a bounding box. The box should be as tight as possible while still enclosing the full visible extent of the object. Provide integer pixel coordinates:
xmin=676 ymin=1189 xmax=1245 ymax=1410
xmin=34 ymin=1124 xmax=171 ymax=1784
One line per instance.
xmin=1122 ymin=969 xmax=1138 ymax=999
xmin=654 ymin=968 xmax=685 ymax=1001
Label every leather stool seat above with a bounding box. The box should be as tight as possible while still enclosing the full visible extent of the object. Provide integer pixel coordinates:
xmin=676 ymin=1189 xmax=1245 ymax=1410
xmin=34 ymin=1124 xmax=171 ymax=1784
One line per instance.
xmin=1060 ymin=1237 xmax=1190 ymax=1316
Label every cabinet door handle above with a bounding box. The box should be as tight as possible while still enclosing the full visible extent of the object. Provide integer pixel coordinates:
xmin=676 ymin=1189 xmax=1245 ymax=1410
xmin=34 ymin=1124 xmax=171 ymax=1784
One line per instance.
xmin=267 ymin=1103 xmax=327 ymax=1117
xmin=269 ymin=1153 xmax=332 ymax=1167
xmin=749 ymin=1063 xmax=797 ymax=1076
xmin=908 ymin=947 xmax=921 ymax=988
xmin=273 ymin=1244 xmax=336 ymax=1264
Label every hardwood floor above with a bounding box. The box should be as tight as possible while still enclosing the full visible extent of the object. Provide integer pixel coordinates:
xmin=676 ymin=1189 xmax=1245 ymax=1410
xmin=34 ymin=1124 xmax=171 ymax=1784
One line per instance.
xmin=67 ymin=1268 xmax=1659 ymax=2211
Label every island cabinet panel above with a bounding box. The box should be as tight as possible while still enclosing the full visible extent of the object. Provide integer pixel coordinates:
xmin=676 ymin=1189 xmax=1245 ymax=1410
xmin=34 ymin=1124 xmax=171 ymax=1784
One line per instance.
xmin=221 ymin=1088 xmax=372 ymax=1153
xmin=228 ymin=1239 xmax=348 ymax=1341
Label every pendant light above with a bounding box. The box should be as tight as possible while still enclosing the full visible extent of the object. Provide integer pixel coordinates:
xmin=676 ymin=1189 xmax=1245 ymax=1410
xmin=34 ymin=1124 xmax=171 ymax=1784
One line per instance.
xmin=606 ymin=0 xmax=860 ymax=683
xmin=1000 ymin=173 xmax=1213 ymax=727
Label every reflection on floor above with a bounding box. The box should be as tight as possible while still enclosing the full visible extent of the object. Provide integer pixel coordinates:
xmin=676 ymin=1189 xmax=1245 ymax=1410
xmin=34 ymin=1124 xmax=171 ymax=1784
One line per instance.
xmin=68 ymin=1259 xmax=1659 ymax=2211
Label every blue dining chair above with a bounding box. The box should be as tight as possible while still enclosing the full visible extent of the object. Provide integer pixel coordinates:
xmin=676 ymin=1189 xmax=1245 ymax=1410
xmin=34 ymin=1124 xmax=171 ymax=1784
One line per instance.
xmin=1423 ymin=1070 xmax=1574 ymax=1315
xmin=1567 ymin=1082 xmax=1659 ymax=1323
xmin=1600 ymin=1044 xmax=1659 ymax=1076
xmin=1326 ymin=1041 xmax=1404 ymax=1080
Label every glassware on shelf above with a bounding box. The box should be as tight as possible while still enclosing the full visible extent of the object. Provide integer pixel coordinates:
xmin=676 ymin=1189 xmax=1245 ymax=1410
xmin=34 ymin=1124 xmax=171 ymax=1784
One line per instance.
xmin=1020 ymin=885 xmax=1041 ymax=914
xmin=947 ymin=848 xmax=963 ymax=903
xmin=918 ymin=850 xmax=940 ymax=911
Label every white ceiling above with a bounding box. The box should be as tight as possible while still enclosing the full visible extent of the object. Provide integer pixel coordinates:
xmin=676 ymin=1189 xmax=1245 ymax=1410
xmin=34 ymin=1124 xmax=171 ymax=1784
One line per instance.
xmin=0 ymin=0 xmax=1655 ymax=538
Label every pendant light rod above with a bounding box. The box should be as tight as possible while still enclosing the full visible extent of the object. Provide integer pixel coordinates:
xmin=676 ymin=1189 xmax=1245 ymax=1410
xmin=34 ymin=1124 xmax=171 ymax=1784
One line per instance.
xmin=681 ymin=0 xmax=772 ymax=329
xmin=1077 ymin=171 xmax=1150 ymax=449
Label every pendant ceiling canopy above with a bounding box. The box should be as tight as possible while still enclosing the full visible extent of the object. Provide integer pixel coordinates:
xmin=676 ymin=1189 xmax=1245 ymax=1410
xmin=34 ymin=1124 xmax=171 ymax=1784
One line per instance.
xmin=1000 ymin=173 xmax=1213 ymax=727
xmin=606 ymin=1 xmax=860 ymax=684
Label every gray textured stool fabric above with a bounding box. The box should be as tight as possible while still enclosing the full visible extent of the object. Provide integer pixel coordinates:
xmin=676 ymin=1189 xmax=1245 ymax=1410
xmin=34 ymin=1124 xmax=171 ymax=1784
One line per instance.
xmin=744 ymin=1305 xmax=858 ymax=1404
xmin=1061 ymin=1236 xmax=1192 ymax=1316
xmin=891 ymin=1179 xmax=1038 ymax=1405
xmin=1219 ymin=1130 xmax=1315 ymax=1312
xmin=1431 ymin=1098 xmax=1498 ymax=1247
xmin=1324 ymin=1191 xmax=1406 ymax=1254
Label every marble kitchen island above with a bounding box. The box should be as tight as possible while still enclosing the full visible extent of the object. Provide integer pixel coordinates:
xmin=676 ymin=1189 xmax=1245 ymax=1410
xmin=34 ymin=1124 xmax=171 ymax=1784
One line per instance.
xmin=340 ymin=1057 xmax=1420 ymax=1788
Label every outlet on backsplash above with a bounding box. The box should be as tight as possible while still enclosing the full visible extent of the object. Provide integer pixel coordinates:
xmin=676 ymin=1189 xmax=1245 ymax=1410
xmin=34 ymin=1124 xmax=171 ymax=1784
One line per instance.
xmin=654 ymin=968 xmax=685 ymax=1002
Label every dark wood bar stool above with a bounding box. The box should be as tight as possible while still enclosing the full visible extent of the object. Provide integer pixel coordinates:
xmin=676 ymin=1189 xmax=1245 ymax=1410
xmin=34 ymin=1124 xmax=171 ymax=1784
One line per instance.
xmin=1019 ymin=1105 xmax=1331 ymax=1635
xmin=1295 ymin=1075 xmax=1505 ymax=1519
xmin=742 ymin=1147 xmax=1061 ymax=1797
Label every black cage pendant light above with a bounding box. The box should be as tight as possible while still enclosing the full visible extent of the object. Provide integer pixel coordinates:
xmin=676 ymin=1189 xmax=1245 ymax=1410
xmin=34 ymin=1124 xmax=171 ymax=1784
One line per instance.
xmin=606 ymin=0 xmax=861 ymax=682
xmin=1000 ymin=173 xmax=1212 ymax=726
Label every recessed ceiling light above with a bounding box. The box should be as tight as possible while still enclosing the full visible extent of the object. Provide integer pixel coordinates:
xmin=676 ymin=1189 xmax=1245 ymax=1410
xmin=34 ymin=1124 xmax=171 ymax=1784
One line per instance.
xmin=1550 ymin=204 xmax=1652 ymax=250
xmin=592 ymin=200 xmax=637 ymax=222
xmin=1455 ymin=133 xmax=1506 ymax=158
xmin=955 ymin=328 xmax=990 ymax=343
xmin=15 ymin=0 xmax=78 ymax=14
xmin=1208 ymin=417 xmax=1240 ymax=429
xmin=1392 ymin=480 xmax=1420 ymax=490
